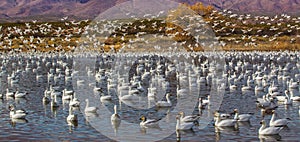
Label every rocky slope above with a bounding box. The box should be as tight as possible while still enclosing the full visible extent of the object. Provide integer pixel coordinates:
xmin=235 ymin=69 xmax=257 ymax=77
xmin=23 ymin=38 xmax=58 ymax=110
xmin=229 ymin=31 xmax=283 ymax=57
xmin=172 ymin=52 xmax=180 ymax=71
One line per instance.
xmin=0 ymin=0 xmax=299 ymax=22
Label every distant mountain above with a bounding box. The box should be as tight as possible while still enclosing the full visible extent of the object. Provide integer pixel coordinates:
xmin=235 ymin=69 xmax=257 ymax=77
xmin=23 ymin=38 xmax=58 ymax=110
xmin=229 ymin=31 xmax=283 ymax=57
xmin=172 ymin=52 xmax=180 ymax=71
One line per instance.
xmin=0 ymin=0 xmax=299 ymax=22
xmin=196 ymin=0 xmax=300 ymax=15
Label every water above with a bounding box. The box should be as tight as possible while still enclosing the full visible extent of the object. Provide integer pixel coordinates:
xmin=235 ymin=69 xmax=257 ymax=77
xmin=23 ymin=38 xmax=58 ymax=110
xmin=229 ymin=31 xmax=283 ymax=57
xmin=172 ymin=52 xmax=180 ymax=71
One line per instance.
xmin=0 ymin=52 xmax=300 ymax=141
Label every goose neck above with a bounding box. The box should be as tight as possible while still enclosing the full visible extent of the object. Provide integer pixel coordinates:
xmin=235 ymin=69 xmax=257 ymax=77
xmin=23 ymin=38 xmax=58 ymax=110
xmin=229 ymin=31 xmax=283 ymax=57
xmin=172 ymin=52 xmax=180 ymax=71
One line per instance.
xmin=234 ymin=112 xmax=239 ymax=120
xmin=114 ymin=105 xmax=118 ymax=115
xmin=270 ymin=112 xmax=276 ymax=122
xmin=86 ymin=100 xmax=89 ymax=108
xmin=166 ymin=95 xmax=171 ymax=103
xmin=69 ymin=107 xmax=73 ymax=115
xmin=259 ymin=122 xmax=266 ymax=132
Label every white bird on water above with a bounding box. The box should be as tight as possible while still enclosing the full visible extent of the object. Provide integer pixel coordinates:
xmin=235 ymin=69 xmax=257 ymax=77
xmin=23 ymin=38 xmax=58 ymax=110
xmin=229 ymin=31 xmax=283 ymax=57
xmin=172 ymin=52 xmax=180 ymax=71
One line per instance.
xmin=156 ymin=93 xmax=172 ymax=107
xmin=85 ymin=99 xmax=98 ymax=113
xmin=259 ymin=120 xmax=283 ymax=135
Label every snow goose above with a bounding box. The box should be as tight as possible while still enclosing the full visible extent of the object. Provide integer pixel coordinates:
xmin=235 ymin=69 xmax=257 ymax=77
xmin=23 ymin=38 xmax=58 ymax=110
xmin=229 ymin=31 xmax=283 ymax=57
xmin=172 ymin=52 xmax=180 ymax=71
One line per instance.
xmin=62 ymin=91 xmax=72 ymax=100
xmin=9 ymin=105 xmax=27 ymax=119
xmin=233 ymin=109 xmax=253 ymax=122
xmin=140 ymin=115 xmax=159 ymax=128
xmin=178 ymin=111 xmax=199 ymax=125
xmin=214 ymin=112 xmax=237 ymax=127
xmin=10 ymin=109 xmax=27 ymax=119
xmin=100 ymin=93 xmax=112 ymax=102
xmin=202 ymin=96 xmax=210 ymax=105
xmin=14 ymin=91 xmax=27 ymax=98
xmin=283 ymin=95 xmax=293 ymax=105
xmin=198 ymin=98 xmax=207 ymax=110
xmin=276 ymin=90 xmax=289 ymax=102
xmin=6 ymin=88 xmax=15 ymax=98
xmin=66 ymin=107 xmax=78 ymax=126
xmin=259 ymin=120 xmax=283 ymax=135
xmin=111 ymin=105 xmax=121 ymax=122
xmin=156 ymin=93 xmax=172 ymax=108
xmin=85 ymin=99 xmax=98 ymax=113
xmin=63 ymin=88 xmax=74 ymax=96
xmin=176 ymin=115 xmax=195 ymax=130
xmin=69 ymin=93 xmax=80 ymax=107
xmin=269 ymin=110 xmax=289 ymax=127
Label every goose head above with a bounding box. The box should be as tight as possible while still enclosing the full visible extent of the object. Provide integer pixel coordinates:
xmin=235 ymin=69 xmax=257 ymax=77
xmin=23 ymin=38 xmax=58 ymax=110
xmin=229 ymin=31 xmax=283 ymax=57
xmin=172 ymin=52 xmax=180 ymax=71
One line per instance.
xmin=233 ymin=109 xmax=239 ymax=113
xmin=271 ymin=110 xmax=277 ymax=115
xmin=260 ymin=120 xmax=266 ymax=125
xmin=140 ymin=115 xmax=147 ymax=122
xmin=178 ymin=111 xmax=185 ymax=117
xmin=8 ymin=104 xmax=15 ymax=111
xmin=175 ymin=114 xmax=181 ymax=120
xmin=285 ymin=90 xmax=289 ymax=94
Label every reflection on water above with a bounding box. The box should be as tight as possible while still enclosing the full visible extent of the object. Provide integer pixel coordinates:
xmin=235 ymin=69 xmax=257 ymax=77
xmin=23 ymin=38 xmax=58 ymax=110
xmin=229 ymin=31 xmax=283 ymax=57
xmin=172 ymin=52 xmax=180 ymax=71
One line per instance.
xmin=259 ymin=134 xmax=281 ymax=142
xmin=0 ymin=52 xmax=299 ymax=142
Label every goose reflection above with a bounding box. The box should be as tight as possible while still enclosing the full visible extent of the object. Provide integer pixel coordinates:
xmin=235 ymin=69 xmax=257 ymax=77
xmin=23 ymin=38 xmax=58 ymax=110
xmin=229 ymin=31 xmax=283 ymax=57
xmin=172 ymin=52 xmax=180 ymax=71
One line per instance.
xmin=214 ymin=125 xmax=239 ymax=135
xmin=140 ymin=124 xmax=163 ymax=135
xmin=259 ymin=134 xmax=281 ymax=142
xmin=85 ymin=112 xmax=99 ymax=125
xmin=111 ymin=119 xmax=121 ymax=136
xmin=10 ymin=118 xmax=28 ymax=127
xmin=238 ymin=121 xmax=252 ymax=127
xmin=14 ymin=97 xmax=28 ymax=104
xmin=51 ymin=106 xmax=58 ymax=118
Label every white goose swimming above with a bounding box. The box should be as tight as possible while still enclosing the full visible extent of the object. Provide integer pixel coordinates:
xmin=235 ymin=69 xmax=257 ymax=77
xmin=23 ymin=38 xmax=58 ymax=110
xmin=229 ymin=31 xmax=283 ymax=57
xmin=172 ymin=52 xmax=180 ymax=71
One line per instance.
xmin=233 ymin=109 xmax=253 ymax=122
xmin=14 ymin=91 xmax=27 ymax=98
xmin=178 ymin=111 xmax=200 ymax=124
xmin=85 ymin=99 xmax=98 ymax=113
xmin=100 ymin=93 xmax=112 ymax=102
xmin=276 ymin=90 xmax=290 ymax=102
xmin=269 ymin=110 xmax=289 ymax=127
xmin=62 ymin=91 xmax=72 ymax=100
xmin=140 ymin=115 xmax=159 ymax=127
xmin=259 ymin=120 xmax=283 ymax=135
xmin=66 ymin=107 xmax=78 ymax=126
xmin=69 ymin=93 xmax=80 ymax=107
xmin=9 ymin=105 xmax=27 ymax=119
xmin=156 ymin=93 xmax=172 ymax=107
xmin=214 ymin=112 xmax=237 ymax=127
xmin=6 ymin=88 xmax=15 ymax=98
xmin=176 ymin=115 xmax=195 ymax=130
xmin=198 ymin=98 xmax=207 ymax=109
xmin=111 ymin=105 xmax=121 ymax=122
xmin=283 ymin=96 xmax=293 ymax=105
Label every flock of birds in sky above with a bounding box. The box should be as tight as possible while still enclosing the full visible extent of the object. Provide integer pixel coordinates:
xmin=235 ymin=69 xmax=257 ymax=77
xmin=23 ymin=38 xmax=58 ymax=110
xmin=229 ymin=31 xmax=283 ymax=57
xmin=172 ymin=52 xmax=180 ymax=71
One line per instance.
xmin=0 ymin=8 xmax=299 ymax=52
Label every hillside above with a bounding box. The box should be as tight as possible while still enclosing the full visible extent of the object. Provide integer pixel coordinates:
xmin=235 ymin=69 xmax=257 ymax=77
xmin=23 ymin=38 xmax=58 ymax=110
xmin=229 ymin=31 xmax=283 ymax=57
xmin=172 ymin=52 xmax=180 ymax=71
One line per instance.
xmin=0 ymin=0 xmax=299 ymax=22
